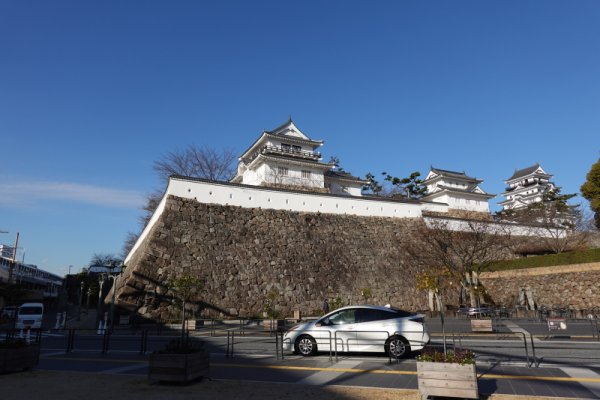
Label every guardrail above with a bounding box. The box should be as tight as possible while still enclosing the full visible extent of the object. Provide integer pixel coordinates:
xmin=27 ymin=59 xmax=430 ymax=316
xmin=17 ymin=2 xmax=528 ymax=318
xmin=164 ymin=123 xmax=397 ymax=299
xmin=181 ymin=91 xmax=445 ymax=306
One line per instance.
xmin=13 ymin=316 xmax=600 ymax=367
xmin=444 ymin=329 xmax=538 ymax=368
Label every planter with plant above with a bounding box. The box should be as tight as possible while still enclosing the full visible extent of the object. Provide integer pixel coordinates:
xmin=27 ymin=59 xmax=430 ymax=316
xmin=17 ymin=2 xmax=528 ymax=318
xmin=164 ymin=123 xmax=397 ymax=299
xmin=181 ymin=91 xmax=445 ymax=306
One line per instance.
xmin=262 ymin=289 xmax=284 ymax=332
xmin=0 ymin=339 xmax=40 ymax=373
xmin=471 ymin=317 xmax=494 ymax=332
xmin=148 ymin=274 xmax=209 ymax=383
xmin=416 ymin=347 xmax=478 ymax=399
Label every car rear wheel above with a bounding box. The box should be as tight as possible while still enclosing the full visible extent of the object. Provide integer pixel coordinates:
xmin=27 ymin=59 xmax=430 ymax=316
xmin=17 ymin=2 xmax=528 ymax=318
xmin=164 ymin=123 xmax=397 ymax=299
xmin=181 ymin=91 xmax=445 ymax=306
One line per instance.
xmin=385 ymin=335 xmax=410 ymax=358
xmin=295 ymin=335 xmax=317 ymax=356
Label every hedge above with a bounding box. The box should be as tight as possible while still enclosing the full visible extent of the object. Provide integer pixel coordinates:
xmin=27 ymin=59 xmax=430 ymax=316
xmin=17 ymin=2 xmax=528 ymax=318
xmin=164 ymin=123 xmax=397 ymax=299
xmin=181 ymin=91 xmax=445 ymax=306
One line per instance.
xmin=487 ymin=248 xmax=600 ymax=272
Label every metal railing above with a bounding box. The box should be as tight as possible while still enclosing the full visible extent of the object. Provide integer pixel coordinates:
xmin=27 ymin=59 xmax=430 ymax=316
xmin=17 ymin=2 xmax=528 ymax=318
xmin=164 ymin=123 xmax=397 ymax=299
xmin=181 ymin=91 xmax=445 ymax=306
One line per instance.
xmin=16 ymin=315 xmax=600 ymax=368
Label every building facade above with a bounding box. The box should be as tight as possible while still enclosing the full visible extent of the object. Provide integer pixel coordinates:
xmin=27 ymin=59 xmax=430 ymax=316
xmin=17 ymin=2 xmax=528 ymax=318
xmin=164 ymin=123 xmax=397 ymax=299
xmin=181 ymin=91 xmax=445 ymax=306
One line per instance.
xmin=421 ymin=167 xmax=495 ymax=213
xmin=231 ymin=119 xmax=366 ymax=196
xmin=499 ymin=163 xmax=555 ymax=210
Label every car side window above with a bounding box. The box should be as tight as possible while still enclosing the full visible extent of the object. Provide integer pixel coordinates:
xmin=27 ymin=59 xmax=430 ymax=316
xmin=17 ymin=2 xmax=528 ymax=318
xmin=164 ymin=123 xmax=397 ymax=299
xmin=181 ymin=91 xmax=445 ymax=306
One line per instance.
xmin=356 ymin=309 xmax=379 ymax=323
xmin=328 ymin=309 xmax=356 ymax=325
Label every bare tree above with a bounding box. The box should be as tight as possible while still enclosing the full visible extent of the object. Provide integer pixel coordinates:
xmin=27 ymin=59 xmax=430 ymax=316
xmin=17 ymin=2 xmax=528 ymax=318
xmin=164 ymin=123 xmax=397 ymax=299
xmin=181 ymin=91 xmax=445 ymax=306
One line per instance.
xmin=496 ymin=189 xmax=591 ymax=254
xmin=153 ymin=145 xmax=236 ymax=185
xmin=406 ymin=218 xmax=514 ymax=307
xmin=123 ymin=145 xmax=236 ymax=259
xmin=90 ymin=253 xmax=122 ymax=269
xmin=121 ymin=232 xmax=139 ymax=260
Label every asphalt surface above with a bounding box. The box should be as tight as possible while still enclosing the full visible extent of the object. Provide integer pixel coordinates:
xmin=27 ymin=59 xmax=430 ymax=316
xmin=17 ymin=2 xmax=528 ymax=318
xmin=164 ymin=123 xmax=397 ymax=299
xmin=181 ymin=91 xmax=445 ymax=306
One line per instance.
xmin=5 ymin=315 xmax=600 ymax=398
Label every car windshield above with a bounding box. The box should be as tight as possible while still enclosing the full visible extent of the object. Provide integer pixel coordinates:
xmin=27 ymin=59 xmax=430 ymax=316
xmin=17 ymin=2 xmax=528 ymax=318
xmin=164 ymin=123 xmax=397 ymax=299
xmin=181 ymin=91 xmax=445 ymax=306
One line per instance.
xmin=19 ymin=307 xmax=42 ymax=315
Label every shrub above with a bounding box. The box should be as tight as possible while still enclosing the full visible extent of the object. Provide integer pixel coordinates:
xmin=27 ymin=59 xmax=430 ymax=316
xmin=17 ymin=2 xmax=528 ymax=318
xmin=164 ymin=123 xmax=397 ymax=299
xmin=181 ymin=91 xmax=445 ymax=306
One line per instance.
xmin=488 ymin=248 xmax=600 ymax=272
xmin=329 ymin=297 xmax=344 ymax=311
xmin=156 ymin=339 xmax=205 ymax=354
xmin=416 ymin=347 xmax=475 ymax=365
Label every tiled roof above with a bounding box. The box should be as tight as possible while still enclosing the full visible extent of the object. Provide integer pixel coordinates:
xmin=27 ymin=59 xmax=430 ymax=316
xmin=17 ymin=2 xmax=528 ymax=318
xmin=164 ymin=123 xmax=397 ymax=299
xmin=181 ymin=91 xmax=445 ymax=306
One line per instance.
xmin=325 ymin=170 xmax=366 ymax=182
xmin=434 ymin=184 xmax=495 ymax=197
xmin=430 ymin=167 xmax=479 ymax=181
xmin=506 ymin=163 xmax=544 ymax=181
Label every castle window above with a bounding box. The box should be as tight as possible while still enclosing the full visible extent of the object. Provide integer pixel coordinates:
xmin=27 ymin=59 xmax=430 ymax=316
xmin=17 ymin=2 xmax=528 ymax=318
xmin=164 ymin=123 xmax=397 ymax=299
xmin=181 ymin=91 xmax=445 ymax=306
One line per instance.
xmin=292 ymin=145 xmax=301 ymax=152
xmin=277 ymin=167 xmax=289 ymax=176
xmin=281 ymin=143 xmax=291 ymax=151
xmin=302 ymin=170 xmax=311 ymax=179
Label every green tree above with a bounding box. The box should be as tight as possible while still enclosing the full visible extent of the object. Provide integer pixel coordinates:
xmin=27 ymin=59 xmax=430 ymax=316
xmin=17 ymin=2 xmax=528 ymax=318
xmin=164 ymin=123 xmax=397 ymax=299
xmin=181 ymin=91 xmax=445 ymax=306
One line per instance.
xmin=581 ymin=157 xmax=600 ymax=229
xmin=169 ymin=274 xmax=204 ymax=341
xmin=382 ymin=171 xmax=427 ymax=199
xmin=362 ymin=172 xmax=383 ymax=195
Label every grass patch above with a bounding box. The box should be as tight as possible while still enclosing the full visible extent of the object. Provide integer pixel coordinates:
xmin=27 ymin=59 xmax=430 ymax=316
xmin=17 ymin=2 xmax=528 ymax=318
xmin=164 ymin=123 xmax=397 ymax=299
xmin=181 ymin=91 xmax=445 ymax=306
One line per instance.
xmin=488 ymin=248 xmax=600 ymax=272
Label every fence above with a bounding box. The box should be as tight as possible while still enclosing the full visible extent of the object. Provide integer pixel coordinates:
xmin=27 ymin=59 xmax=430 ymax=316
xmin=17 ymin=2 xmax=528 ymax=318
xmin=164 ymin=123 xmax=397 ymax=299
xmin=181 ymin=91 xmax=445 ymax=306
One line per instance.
xmin=5 ymin=315 xmax=600 ymax=369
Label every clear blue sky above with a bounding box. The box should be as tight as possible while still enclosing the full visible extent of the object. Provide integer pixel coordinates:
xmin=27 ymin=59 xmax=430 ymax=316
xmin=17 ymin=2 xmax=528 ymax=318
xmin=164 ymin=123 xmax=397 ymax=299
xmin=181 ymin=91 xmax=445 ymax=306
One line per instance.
xmin=1 ymin=1 xmax=599 ymax=276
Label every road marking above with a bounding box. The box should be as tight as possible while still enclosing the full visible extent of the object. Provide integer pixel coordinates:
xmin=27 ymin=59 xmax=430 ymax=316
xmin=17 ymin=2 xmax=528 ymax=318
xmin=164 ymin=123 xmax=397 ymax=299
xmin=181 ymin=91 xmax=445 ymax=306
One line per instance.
xmin=560 ymin=367 xmax=600 ymax=398
xmin=41 ymin=351 xmax=68 ymax=357
xmin=41 ymin=356 xmax=145 ymax=364
xmin=298 ymin=360 xmax=362 ymax=385
xmin=211 ymin=362 xmax=600 ymax=383
xmin=38 ymin=355 xmax=600 ymax=384
xmin=99 ymin=364 xmax=147 ymax=374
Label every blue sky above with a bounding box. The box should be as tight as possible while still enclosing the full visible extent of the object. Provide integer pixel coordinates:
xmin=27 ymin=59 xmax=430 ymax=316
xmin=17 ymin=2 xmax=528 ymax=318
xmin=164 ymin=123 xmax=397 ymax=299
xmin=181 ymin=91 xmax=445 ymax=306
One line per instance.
xmin=1 ymin=1 xmax=599 ymax=276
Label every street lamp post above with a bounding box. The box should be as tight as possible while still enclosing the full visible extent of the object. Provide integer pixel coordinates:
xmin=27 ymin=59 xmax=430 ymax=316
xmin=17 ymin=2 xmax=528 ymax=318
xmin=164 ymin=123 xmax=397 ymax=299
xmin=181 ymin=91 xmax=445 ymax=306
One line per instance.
xmin=108 ymin=274 xmax=117 ymax=330
xmin=78 ymin=281 xmax=84 ymax=321
xmin=97 ymin=275 xmax=105 ymax=323
xmin=96 ymin=262 xmax=121 ymax=331
xmin=86 ymin=288 xmax=92 ymax=312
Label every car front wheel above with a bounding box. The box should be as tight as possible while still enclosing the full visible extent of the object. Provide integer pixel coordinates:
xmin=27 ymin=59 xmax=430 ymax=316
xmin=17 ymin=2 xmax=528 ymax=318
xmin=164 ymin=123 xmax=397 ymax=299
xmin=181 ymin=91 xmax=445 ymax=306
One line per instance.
xmin=386 ymin=335 xmax=410 ymax=358
xmin=295 ymin=335 xmax=317 ymax=356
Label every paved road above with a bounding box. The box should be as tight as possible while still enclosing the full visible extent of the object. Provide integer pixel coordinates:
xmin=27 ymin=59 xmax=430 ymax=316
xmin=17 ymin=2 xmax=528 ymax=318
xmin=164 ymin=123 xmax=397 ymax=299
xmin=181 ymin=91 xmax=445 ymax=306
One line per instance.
xmin=7 ymin=315 xmax=600 ymax=398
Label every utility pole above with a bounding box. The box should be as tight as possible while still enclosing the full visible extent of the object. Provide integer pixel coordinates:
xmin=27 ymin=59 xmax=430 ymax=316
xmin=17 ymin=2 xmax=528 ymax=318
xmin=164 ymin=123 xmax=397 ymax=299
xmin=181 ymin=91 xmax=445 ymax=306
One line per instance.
xmin=8 ymin=232 xmax=19 ymax=284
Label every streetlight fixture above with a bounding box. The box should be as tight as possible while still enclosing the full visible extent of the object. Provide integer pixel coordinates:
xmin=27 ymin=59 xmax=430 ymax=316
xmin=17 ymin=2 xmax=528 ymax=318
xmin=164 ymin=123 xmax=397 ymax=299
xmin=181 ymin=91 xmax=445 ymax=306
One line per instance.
xmin=96 ymin=261 xmax=122 ymax=331
xmin=97 ymin=274 xmax=106 ymax=327
xmin=78 ymin=281 xmax=85 ymax=321
xmin=86 ymin=287 xmax=92 ymax=312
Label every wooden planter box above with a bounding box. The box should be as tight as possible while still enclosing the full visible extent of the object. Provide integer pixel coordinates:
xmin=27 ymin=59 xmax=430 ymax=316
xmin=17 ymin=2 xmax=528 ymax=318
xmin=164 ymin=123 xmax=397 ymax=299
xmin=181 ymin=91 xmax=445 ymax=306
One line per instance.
xmin=417 ymin=361 xmax=478 ymax=399
xmin=148 ymin=350 xmax=209 ymax=383
xmin=471 ymin=319 xmax=494 ymax=332
xmin=262 ymin=319 xmax=285 ymax=331
xmin=0 ymin=344 xmax=40 ymax=373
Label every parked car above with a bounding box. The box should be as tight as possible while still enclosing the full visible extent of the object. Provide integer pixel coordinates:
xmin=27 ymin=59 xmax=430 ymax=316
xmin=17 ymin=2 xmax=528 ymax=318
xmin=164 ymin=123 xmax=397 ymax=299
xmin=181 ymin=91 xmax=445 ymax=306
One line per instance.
xmin=283 ymin=305 xmax=430 ymax=358
xmin=457 ymin=304 xmax=493 ymax=317
xmin=1 ymin=306 xmax=18 ymax=322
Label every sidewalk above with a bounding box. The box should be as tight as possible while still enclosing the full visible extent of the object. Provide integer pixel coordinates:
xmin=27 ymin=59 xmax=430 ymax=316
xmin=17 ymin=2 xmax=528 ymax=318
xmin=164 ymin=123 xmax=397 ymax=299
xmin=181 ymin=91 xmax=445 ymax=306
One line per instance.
xmin=0 ymin=370 xmax=580 ymax=400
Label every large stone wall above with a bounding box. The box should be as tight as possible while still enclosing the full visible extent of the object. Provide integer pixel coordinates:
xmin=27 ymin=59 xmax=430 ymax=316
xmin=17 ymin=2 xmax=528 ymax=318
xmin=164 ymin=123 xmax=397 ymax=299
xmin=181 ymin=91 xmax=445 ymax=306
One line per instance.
xmin=480 ymin=263 xmax=600 ymax=310
xmin=115 ymin=195 xmax=426 ymax=320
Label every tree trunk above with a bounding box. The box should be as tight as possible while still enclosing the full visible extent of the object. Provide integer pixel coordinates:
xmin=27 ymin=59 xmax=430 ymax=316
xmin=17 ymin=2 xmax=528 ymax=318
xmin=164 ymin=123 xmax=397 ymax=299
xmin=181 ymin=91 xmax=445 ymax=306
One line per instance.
xmin=181 ymin=300 xmax=186 ymax=343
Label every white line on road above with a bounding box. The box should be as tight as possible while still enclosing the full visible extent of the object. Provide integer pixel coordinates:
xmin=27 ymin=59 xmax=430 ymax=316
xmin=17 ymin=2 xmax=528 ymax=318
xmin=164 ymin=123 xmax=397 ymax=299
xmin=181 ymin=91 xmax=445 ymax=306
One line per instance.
xmin=298 ymin=360 xmax=362 ymax=385
xmin=560 ymin=367 xmax=600 ymax=398
xmin=99 ymin=364 xmax=147 ymax=374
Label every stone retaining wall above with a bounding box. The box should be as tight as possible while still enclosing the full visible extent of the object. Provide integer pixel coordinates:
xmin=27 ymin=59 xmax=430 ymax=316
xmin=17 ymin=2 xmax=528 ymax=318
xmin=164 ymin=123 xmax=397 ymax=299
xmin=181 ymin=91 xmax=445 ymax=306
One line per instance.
xmin=480 ymin=262 xmax=600 ymax=309
xmin=116 ymin=196 xmax=425 ymax=320
xmin=115 ymin=194 xmax=600 ymax=320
